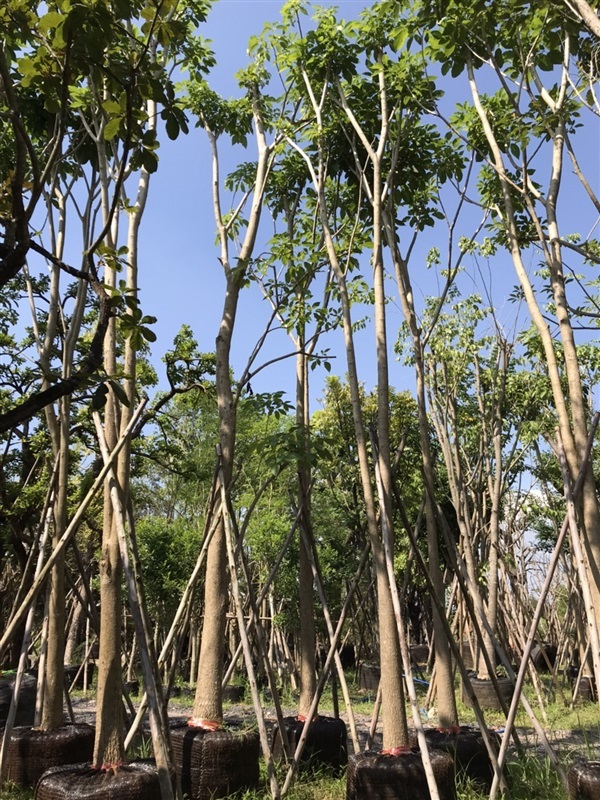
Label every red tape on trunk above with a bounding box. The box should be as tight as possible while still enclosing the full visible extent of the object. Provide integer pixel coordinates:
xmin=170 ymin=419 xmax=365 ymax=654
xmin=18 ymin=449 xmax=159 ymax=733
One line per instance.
xmin=381 ymin=746 xmax=412 ymax=756
xmin=187 ymin=717 xmax=222 ymax=731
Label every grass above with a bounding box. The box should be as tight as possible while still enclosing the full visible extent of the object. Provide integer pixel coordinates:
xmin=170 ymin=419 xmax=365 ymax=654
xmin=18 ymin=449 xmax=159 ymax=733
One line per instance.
xmin=8 ymin=674 xmax=597 ymax=799
xmin=0 ymin=754 xmax=573 ymax=800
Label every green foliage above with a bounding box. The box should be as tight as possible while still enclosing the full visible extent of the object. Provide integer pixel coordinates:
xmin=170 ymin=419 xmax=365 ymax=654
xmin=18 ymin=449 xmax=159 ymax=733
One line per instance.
xmin=136 ymin=516 xmax=203 ymax=622
xmin=164 ymin=325 xmax=216 ymax=391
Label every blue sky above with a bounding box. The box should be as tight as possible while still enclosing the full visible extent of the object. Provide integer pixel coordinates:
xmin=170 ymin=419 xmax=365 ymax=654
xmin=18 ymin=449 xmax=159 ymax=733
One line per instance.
xmin=133 ymin=0 xmax=600 ymax=413
xmin=138 ymin=0 xmax=385 ymax=409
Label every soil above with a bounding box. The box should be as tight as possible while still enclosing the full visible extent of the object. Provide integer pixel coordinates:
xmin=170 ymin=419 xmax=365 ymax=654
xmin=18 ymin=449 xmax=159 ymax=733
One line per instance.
xmin=69 ymin=694 xmax=600 ymax=762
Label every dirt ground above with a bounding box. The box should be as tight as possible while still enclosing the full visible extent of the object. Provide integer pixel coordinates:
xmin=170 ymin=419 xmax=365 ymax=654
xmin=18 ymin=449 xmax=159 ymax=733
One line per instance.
xmin=69 ymin=694 xmax=600 ymax=763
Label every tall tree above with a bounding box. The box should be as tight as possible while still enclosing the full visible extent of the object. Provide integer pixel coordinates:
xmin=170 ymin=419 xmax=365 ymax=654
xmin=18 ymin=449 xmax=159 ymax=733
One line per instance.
xmin=420 ymin=0 xmax=600 ymax=683
xmin=183 ymin=53 xmax=279 ymax=728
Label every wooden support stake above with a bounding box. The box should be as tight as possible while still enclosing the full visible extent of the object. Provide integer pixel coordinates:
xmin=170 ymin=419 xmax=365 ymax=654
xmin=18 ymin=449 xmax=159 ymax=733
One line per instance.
xmin=93 ymin=411 xmax=175 ymax=800
xmin=0 ymin=398 xmax=148 ymax=660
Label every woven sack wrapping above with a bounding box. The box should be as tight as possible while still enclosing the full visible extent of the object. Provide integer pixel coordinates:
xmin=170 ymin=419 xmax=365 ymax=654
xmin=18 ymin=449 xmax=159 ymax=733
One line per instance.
xmin=530 ymin=643 xmax=557 ymax=673
xmin=35 ymin=760 xmax=165 ymax=800
xmin=0 ymin=673 xmax=37 ymax=728
xmin=7 ymin=723 xmax=95 ymax=787
xmin=222 ymin=685 xmax=245 ymax=703
xmin=423 ymin=726 xmax=499 ymax=788
xmin=461 ymin=674 xmax=515 ymax=711
xmin=170 ymin=722 xmax=260 ymax=800
xmin=359 ymin=663 xmax=380 ymax=692
xmin=346 ymin=748 xmax=456 ymax=800
xmin=568 ymin=760 xmax=600 ymax=800
xmin=271 ymin=715 xmax=348 ymax=775
xmin=572 ymin=676 xmax=597 ymax=703
xmin=64 ymin=664 xmax=95 ymax=691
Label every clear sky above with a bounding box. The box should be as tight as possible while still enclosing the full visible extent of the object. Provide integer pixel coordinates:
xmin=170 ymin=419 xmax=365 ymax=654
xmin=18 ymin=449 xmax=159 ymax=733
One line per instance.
xmin=138 ymin=0 xmax=386 ymax=410
xmin=135 ymin=0 xmax=600 ymax=414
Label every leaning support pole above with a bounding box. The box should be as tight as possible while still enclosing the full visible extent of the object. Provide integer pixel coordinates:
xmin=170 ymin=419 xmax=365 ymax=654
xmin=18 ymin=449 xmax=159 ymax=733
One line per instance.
xmin=299 ymin=524 xmax=362 ymax=754
xmin=280 ymin=537 xmax=372 ymax=796
xmin=217 ymin=450 xmax=281 ymax=800
xmin=0 ymin=397 xmax=148 ymax=661
xmin=557 ymin=430 xmax=600 ymax=705
xmin=0 ymin=490 xmax=53 ymax=786
xmin=220 ymin=502 xmax=306 ymax=690
xmin=392 ymin=487 xmax=508 ymax=793
xmin=488 ymin=413 xmax=600 ymax=800
xmin=435 ymin=495 xmax=565 ymax=776
xmin=93 ymin=412 xmax=175 ymax=800
xmin=371 ymin=443 xmax=441 ymax=800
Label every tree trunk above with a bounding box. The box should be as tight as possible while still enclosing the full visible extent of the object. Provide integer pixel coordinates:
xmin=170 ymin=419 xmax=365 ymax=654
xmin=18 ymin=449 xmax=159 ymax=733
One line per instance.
xmin=40 ymin=401 xmax=69 ymax=730
xmin=297 ymin=346 xmax=317 ymax=720
xmin=386 ymin=221 xmax=458 ymax=729
xmin=192 ymin=93 xmax=271 ymax=727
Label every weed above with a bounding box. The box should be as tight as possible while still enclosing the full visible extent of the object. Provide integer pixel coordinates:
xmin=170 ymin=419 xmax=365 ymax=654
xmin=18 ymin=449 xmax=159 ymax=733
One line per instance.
xmin=0 ymin=781 xmax=34 ymax=800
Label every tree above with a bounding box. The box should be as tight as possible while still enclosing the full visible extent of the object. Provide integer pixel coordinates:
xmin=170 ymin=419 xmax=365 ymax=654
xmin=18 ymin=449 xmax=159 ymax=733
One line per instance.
xmin=264 ymin=0 xmax=418 ymax=749
xmin=420 ymin=0 xmax=600 ymax=686
xmin=0 ymin=0 xmax=194 ymax=431
xmin=182 ymin=48 xmax=280 ymax=728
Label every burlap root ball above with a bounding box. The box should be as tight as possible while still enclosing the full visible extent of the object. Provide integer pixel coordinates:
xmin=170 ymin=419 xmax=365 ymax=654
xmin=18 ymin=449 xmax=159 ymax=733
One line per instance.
xmin=170 ymin=722 xmax=260 ymax=800
xmin=568 ymin=760 xmax=600 ymax=800
xmin=0 ymin=673 xmax=37 ymax=728
xmin=423 ymin=726 xmax=500 ymax=788
xmin=461 ymin=674 xmax=515 ymax=711
xmin=6 ymin=723 xmax=95 ymax=787
xmin=272 ymin=714 xmax=348 ymax=775
xmin=346 ymin=747 xmax=456 ymax=800
xmin=35 ymin=760 xmax=166 ymax=800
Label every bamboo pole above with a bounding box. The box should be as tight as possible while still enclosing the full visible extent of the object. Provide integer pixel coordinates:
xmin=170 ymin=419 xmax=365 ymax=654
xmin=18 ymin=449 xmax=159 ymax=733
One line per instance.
xmin=365 ymin=683 xmax=382 ymax=751
xmin=280 ymin=537 xmax=372 ymax=796
xmin=391 ymin=487 xmax=510 ymax=792
xmin=0 ymin=397 xmax=148 ymax=660
xmin=93 ymin=411 xmax=174 ymax=800
xmin=299 ymin=525 xmax=361 ymax=754
xmin=217 ymin=453 xmax=281 ymax=800
xmin=486 ymin=412 xmax=600 ymax=800
xmin=557 ymin=430 xmax=600 ymax=705
xmin=33 ymin=585 xmax=51 ymax=727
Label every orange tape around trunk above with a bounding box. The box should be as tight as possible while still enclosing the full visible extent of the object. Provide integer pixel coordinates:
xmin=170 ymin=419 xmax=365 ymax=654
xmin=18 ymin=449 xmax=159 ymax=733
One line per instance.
xmin=381 ymin=746 xmax=412 ymax=756
xmin=187 ymin=717 xmax=222 ymax=731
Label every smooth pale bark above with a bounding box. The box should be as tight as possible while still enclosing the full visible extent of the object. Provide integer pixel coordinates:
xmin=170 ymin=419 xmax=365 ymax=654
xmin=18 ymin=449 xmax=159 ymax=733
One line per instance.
xmin=467 ymin=58 xmax=600 ymax=667
xmin=64 ymin=590 xmax=86 ymax=665
xmin=40 ymin=401 xmax=68 ymax=730
xmin=297 ymin=348 xmax=317 ymax=720
xmin=564 ymin=0 xmax=600 ymax=38
xmin=328 ymin=61 xmax=409 ymax=749
xmin=384 ymin=218 xmax=458 ymax=729
xmin=35 ymin=184 xmax=79 ymax=731
xmin=320 ymin=211 xmax=407 ymax=748
xmin=193 ymin=90 xmax=272 ymax=726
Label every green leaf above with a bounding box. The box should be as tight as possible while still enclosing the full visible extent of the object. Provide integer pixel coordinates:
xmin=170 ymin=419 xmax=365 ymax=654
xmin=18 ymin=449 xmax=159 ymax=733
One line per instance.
xmin=165 ymin=115 xmax=179 ymax=140
xmin=140 ymin=326 xmax=157 ymax=342
xmin=109 ymin=379 xmax=130 ymax=407
xmin=102 ymin=100 xmax=122 ymax=115
xmin=39 ymin=11 xmax=63 ymax=31
xmin=141 ymin=149 xmax=159 ymax=173
xmin=103 ymin=117 xmax=122 ymax=141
